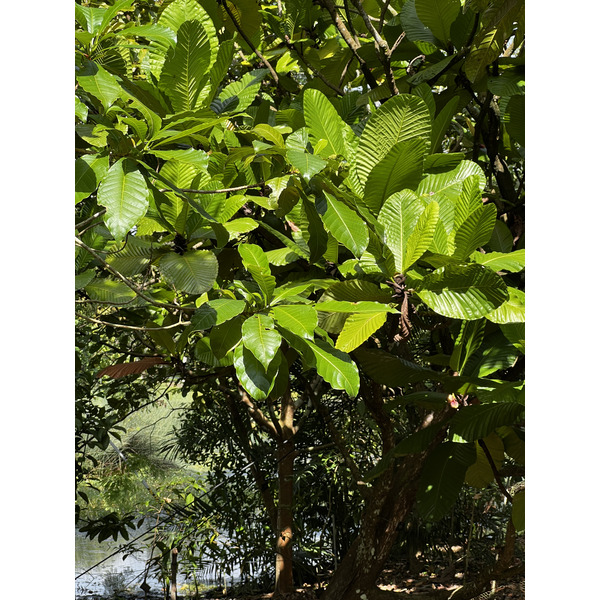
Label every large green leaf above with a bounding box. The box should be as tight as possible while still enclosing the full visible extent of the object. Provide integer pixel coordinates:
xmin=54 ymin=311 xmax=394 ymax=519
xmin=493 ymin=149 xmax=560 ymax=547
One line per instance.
xmin=242 ymin=314 xmax=282 ymax=370
xmin=417 ymin=442 xmax=477 ymax=521
xmin=209 ymin=315 xmax=244 ymax=360
xmin=234 ymin=344 xmax=281 ymax=400
xmin=416 ymin=264 xmax=509 ymax=320
xmin=85 ymin=278 xmax=138 ymax=305
xmin=316 ymin=301 xmax=397 ymax=313
xmin=75 ymin=154 xmax=109 ymax=204
xmin=449 ymin=402 xmax=525 ymax=442
xmin=431 ymin=96 xmax=460 ymax=154
xmin=158 ymin=250 xmax=218 ymax=295
xmin=363 ymin=139 xmax=426 ymax=215
xmin=316 ymin=192 xmax=369 ymax=258
xmin=303 ymin=89 xmax=347 ymax=158
xmin=470 ymin=249 xmax=525 ymax=273
xmin=335 ymin=311 xmax=388 ymax=353
xmin=191 ymin=299 xmax=247 ymax=330
xmin=379 ymin=190 xmax=437 ymax=274
xmin=485 ymin=287 xmax=525 ymax=324
xmin=211 ymin=69 xmax=268 ymax=114
xmin=271 ymin=305 xmax=318 ymax=340
xmin=76 ymin=60 xmax=122 ymax=111
xmin=287 ymin=150 xmax=327 ymax=180
xmin=415 ymin=0 xmax=460 ymax=45
xmin=354 ymin=94 xmax=431 ymax=193
xmin=304 ymin=339 xmax=360 ymax=397
xmin=417 ymin=160 xmax=485 ymax=204
xmin=512 ymin=490 xmax=525 ymax=533
xmin=354 ymin=348 xmax=442 ymax=386
xmin=238 ymin=243 xmax=276 ymax=304
xmin=453 ymin=204 xmax=497 ymax=260
xmin=400 ymin=0 xmax=440 ymax=53
xmin=159 ymin=20 xmax=213 ymax=113
xmin=450 ymin=319 xmax=486 ymax=374
xmin=97 ymin=158 xmax=150 ymax=241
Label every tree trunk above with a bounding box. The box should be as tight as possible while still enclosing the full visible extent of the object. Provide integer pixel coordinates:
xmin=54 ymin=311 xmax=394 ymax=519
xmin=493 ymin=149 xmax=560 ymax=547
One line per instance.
xmin=275 ymin=389 xmax=296 ymax=594
xmin=169 ymin=547 xmax=178 ymax=600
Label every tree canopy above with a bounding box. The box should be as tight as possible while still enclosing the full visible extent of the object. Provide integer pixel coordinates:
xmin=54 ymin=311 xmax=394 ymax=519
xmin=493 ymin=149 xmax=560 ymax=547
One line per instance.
xmin=75 ymin=0 xmax=525 ymax=598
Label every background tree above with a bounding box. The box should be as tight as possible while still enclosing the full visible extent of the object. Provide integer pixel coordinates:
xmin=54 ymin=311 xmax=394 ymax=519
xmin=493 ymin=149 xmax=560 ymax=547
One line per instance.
xmin=76 ymin=0 xmax=524 ymax=597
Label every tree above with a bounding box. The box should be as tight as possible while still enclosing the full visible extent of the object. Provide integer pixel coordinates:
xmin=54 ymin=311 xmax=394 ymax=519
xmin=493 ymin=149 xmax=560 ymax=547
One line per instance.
xmin=75 ymin=0 xmax=524 ymax=597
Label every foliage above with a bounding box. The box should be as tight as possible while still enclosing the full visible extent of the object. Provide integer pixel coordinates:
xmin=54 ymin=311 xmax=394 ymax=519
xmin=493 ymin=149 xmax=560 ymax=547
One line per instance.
xmin=75 ymin=0 xmax=524 ymax=596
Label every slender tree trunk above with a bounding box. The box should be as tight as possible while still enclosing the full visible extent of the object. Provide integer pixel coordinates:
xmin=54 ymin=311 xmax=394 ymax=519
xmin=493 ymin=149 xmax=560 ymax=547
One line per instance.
xmin=275 ymin=388 xmax=296 ymax=595
xmin=169 ymin=547 xmax=178 ymax=600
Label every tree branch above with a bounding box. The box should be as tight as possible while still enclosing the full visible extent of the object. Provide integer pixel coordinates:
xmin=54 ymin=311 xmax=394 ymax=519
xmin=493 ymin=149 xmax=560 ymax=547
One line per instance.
xmin=479 ymin=438 xmax=513 ymax=502
xmin=159 ymin=181 xmax=267 ymax=195
xmin=219 ymin=0 xmax=279 ymax=85
xmin=76 ymin=313 xmax=191 ymax=331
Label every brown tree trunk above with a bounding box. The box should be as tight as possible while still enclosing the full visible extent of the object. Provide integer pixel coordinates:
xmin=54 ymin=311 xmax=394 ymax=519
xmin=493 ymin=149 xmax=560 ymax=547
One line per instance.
xmin=169 ymin=547 xmax=178 ymax=600
xmin=275 ymin=389 xmax=296 ymax=595
xmin=322 ymin=394 xmax=454 ymax=600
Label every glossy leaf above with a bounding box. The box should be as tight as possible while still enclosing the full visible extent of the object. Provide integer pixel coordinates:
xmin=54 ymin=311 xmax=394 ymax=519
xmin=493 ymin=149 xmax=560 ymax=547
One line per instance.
xmin=287 ymin=150 xmax=327 ymax=180
xmin=303 ymin=89 xmax=346 ymax=157
xmin=234 ymin=344 xmax=281 ymax=400
xmin=449 ymin=403 xmax=525 ymax=442
xmin=304 ymin=339 xmax=360 ymax=397
xmin=75 ymin=154 xmax=109 ymax=204
xmin=211 ymin=69 xmax=268 ymax=114
xmin=242 ymin=314 xmax=282 ymax=370
xmin=453 ymin=204 xmax=497 ymax=259
xmin=485 ymin=287 xmax=525 ymax=324
xmin=238 ymin=243 xmax=277 ymax=304
xmin=97 ymin=158 xmax=149 ymax=241
xmin=316 ymin=192 xmax=369 ymax=258
xmin=191 ymin=299 xmax=246 ymax=331
xmin=363 ymin=139 xmax=426 ymax=215
xmin=335 ymin=311 xmax=388 ymax=353
xmin=354 ymin=94 xmax=431 ymax=193
xmin=158 ymin=250 xmax=218 ymax=295
xmin=416 ymin=264 xmax=509 ymax=320
xmin=76 ymin=60 xmax=122 ymax=110
xmin=210 ymin=316 xmax=244 ymax=359
xmin=470 ymin=249 xmax=525 ymax=273
xmin=415 ymin=0 xmax=460 ymax=45
xmin=464 ymin=433 xmax=504 ymax=489
xmin=271 ymin=305 xmax=318 ymax=340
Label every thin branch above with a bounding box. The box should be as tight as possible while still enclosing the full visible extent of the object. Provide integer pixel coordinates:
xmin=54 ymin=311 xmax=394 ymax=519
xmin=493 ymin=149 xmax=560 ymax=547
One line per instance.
xmin=349 ymin=0 xmax=398 ymax=95
xmin=75 ymin=236 xmax=192 ymax=312
xmin=378 ymin=0 xmax=393 ymax=33
xmin=479 ymin=438 xmax=513 ymax=502
xmin=219 ymin=0 xmax=279 ymax=85
xmin=389 ymin=31 xmax=406 ymax=55
xmin=159 ymin=181 xmax=267 ymax=195
xmin=76 ymin=313 xmax=191 ymax=331
xmin=76 ymin=208 xmax=107 ymax=231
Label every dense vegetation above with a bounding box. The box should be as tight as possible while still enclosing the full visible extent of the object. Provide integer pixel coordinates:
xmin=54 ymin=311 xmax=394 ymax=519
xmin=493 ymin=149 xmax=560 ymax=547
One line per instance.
xmin=75 ymin=0 xmax=525 ymax=598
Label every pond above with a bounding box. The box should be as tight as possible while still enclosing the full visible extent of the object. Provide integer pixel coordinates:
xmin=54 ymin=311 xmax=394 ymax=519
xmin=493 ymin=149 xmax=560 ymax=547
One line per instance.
xmin=75 ymin=525 xmax=239 ymax=599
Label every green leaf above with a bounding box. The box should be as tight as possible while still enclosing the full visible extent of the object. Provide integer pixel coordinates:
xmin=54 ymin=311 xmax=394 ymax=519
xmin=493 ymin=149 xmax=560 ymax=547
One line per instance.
xmin=449 ymin=403 xmax=525 ymax=442
xmin=75 ymin=96 xmax=88 ymax=122
xmin=453 ymin=204 xmax=497 ymax=260
xmin=304 ymin=339 xmax=360 ymax=397
xmin=76 ymin=60 xmax=122 ymax=111
xmin=404 ymin=201 xmax=440 ymax=271
xmin=85 ymin=278 xmax=138 ymax=305
xmin=417 ymin=442 xmax=477 ymax=521
xmin=210 ymin=315 xmax=244 ymax=359
xmin=115 ymin=24 xmax=177 ymax=46
xmin=354 ymin=94 xmax=432 ymax=193
xmin=75 ymin=269 xmax=96 ymax=291
xmin=335 ymin=311 xmax=388 ymax=353
xmin=234 ymin=344 xmax=281 ymax=400
xmin=430 ymin=96 xmax=460 ymax=154
xmin=191 ymin=299 xmax=246 ymax=330
xmin=485 ymin=287 xmax=525 ymax=324
xmin=415 ymin=0 xmax=461 ymax=45
xmin=303 ymin=89 xmax=347 ymax=157
xmin=417 ymin=160 xmax=485 ymax=204
xmin=158 ymin=250 xmax=218 ymax=295
xmin=379 ymin=190 xmax=430 ymax=274
xmin=316 ymin=192 xmax=369 ymax=258
xmin=159 ymin=20 xmax=213 ymax=113
xmin=363 ymin=139 xmax=426 ymax=215
xmin=504 ymin=94 xmax=525 ymax=146
xmin=211 ymin=69 xmax=268 ymax=114
xmin=416 ymin=264 xmax=509 ymax=320
xmin=75 ymin=154 xmax=109 ymax=204
xmin=470 ymin=249 xmax=525 ymax=273
xmin=487 ymin=220 xmax=514 ymax=253
xmin=97 ymin=158 xmax=150 ymax=241
xmin=316 ymin=301 xmax=397 ymax=313
xmin=242 ymin=314 xmax=282 ymax=370
xmin=287 ymin=150 xmax=327 ymax=180
xmin=450 ymin=319 xmax=486 ymax=374
xmin=400 ymin=0 xmax=440 ymax=52
xmin=271 ymin=305 xmax=318 ymax=340
xmin=238 ymin=243 xmax=277 ymax=304
xmin=354 ymin=348 xmax=442 ymax=386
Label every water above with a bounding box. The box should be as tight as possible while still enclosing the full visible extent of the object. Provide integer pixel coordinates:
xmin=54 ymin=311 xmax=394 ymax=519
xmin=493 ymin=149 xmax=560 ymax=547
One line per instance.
xmin=75 ymin=525 xmax=241 ymax=598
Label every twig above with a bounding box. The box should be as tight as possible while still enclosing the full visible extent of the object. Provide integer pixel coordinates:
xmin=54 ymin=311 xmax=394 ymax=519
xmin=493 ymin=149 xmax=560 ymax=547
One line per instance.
xmin=76 ymin=208 xmax=107 ymax=231
xmin=219 ymin=0 xmax=279 ymax=85
xmin=76 ymin=313 xmax=191 ymax=331
xmin=378 ymin=0 xmax=393 ymax=33
xmin=159 ymin=181 xmax=266 ymax=195
xmin=479 ymin=438 xmax=513 ymax=502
